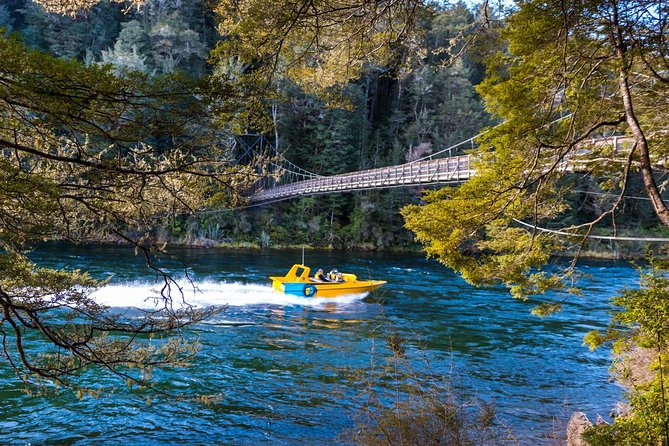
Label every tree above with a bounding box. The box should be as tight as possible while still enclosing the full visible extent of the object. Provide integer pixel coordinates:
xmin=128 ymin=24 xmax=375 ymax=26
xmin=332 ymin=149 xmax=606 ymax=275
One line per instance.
xmin=29 ymin=0 xmax=141 ymax=16
xmin=3 ymin=0 xmax=489 ymax=391
xmin=401 ymin=1 xmax=669 ymax=442
xmin=402 ymin=0 xmax=669 ymax=311
xmin=0 ymin=32 xmax=251 ymax=392
xmin=18 ymin=1 xmax=122 ymax=59
xmin=100 ymin=19 xmax=150 ymax=73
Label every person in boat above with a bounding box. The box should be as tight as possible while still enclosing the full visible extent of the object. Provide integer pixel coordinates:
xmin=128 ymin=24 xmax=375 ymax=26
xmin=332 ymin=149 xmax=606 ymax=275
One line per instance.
xmin=313 ymin=268 xmax=328 ymax=282
xmin=329 ymin=269 xmax=344 ymax=283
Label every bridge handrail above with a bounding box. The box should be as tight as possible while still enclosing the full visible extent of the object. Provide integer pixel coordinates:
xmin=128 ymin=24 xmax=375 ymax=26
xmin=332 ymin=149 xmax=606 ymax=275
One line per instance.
xmin=272 ymin=156 xmax=322 ymax=178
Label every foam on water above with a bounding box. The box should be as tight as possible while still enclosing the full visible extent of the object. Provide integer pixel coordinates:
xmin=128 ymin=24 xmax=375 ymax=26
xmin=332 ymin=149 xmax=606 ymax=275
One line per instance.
xmin=91 ymin=279 xmax=367 ymax=310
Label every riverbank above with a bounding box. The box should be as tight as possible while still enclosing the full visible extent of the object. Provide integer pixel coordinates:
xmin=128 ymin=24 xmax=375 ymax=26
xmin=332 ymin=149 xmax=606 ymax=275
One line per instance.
xmin=71 ymin=232 xmax=667 ymax=260
xmin=181 ymin=238 xmax=424 ymax=253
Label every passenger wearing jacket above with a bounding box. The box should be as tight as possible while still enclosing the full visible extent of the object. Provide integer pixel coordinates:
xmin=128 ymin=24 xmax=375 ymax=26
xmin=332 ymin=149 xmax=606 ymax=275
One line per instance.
xmin=314 ymin=269 xmax=328 ymax=282
xmin=329 ymin=269 xmax=343 ymax=283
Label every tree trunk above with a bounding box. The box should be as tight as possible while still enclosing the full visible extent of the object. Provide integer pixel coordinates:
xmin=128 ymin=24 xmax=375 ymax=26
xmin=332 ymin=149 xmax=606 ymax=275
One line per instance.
xmin=613 ymin=2 xmax=669 ymax=228
xmin=272 ymin=102 xmax=280 ymax=151
xmin=618 ymin=73 xmax=669 ymax=227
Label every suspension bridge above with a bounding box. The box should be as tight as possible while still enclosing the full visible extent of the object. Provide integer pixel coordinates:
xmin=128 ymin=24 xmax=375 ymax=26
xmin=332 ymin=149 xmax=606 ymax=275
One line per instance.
xmin=236 ymin=134 xmax=635 ymax=204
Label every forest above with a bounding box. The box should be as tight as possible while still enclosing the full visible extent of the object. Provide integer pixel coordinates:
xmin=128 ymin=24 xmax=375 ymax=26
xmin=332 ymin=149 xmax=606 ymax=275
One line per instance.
xmin=1 ymin=0 xmax=491 ymax=250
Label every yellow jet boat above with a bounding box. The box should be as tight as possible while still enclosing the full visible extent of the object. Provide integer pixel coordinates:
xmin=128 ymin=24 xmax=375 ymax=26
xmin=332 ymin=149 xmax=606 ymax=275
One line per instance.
xmin=269 ymin=264 xmax=386 ymax=298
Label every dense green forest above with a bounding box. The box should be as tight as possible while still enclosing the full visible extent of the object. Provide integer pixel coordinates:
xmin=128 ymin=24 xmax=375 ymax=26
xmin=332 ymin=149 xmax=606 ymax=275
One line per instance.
xmin=0 ymin=0 xmax=492 ymax=250
xmin=3 ymin=0 xmax=664 ymax=253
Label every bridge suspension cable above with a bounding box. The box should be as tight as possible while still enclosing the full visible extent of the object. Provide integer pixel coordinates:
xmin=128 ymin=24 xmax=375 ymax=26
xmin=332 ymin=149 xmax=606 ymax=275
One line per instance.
xmin=232 ymin=134 xmax=323 ymax=198
xmin=412 ymin=133 xmax=481 ymax=162
xmin=412 ymin=113 xmax=577 ymax=163
xmin=267 ymin=158 xmax=321 ymax=180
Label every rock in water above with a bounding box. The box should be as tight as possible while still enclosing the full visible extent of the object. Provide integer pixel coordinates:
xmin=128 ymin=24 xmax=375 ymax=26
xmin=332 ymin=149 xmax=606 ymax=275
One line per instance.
xmin=567 ymin=412 xmax=593 ymax=446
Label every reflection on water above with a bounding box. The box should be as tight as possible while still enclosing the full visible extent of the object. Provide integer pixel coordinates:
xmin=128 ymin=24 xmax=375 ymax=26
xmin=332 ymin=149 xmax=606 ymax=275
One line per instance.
xmin=0 ymin=243 xmax=631 ymax=445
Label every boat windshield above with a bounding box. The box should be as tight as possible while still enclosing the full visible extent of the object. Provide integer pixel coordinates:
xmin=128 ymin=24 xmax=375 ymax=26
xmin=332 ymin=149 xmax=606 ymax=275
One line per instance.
xmin=294 ymin=266 xmax=307 ymax=278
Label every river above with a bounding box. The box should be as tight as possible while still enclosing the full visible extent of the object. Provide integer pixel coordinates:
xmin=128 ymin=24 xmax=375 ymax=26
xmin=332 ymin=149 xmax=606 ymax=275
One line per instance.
xmin=1 ymin=244 xmax=630 ymax=445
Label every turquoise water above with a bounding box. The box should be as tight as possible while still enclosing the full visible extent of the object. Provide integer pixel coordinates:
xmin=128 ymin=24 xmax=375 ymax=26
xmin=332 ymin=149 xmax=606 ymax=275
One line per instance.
xmin=1 ymin=244 xmax=631 ymax=444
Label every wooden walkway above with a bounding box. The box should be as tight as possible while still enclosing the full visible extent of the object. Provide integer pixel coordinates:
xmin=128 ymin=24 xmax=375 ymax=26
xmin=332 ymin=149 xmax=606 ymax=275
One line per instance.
xmin=251 ymin=155 xmax=473 ymax=203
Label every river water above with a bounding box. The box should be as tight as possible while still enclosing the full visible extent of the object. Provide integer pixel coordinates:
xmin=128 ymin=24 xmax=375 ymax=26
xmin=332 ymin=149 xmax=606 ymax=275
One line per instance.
xmin=1 ymin=244 xmax=632 ymax=445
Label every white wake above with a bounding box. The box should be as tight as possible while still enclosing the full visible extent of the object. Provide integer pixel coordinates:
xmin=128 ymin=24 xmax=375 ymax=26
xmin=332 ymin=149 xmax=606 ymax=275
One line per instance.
xmin=90 ymin=279 xmax=367 ymax=310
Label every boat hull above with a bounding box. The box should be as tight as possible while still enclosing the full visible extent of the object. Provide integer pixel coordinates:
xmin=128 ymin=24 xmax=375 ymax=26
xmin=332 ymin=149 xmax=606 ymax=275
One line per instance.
xmin=271 ymin=279 xmax=387 ymax=298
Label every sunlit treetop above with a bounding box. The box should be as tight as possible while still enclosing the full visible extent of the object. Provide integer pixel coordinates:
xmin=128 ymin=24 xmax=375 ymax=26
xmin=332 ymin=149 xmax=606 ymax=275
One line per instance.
xmin=212 ymin=0 xmax=424 ymax=95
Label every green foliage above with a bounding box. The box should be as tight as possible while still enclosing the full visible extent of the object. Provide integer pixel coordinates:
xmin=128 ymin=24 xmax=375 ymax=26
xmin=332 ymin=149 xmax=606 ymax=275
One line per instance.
xmin=0 ymin=251 xmax=219 ymax=391
xmin=100 ymin=19 xmax=150 ymax=73
xmin=402 ymin=0 xmax=669 ymax=307
xmin=276 ymin=82 xmax=362 ymax=176
xmin=402 ymin=175 xmax=569 ymax=303
xmin=236 ymin=4 xmax=492 ymax=251
xmin=16 ymin=0 xmax=211 ymax=76
xmin=0 ymin=4 xmax=14 ymax=33
xmin=4 ymin=0 xmax=494 ymax=252
xmin=584 ymin=257 xmax=669 ymax=445
xmin=0 ymin=0 xmax=495 ymax=399
xmin=19 ymin=1 xmax=122 ymax=60
xmin=0 ymin=32 xmax=247 ymax=236
xmin=0 ymin=251 xmax=101 ymax=299
xmin=213 ymin=0 xmax=421 ymax=95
